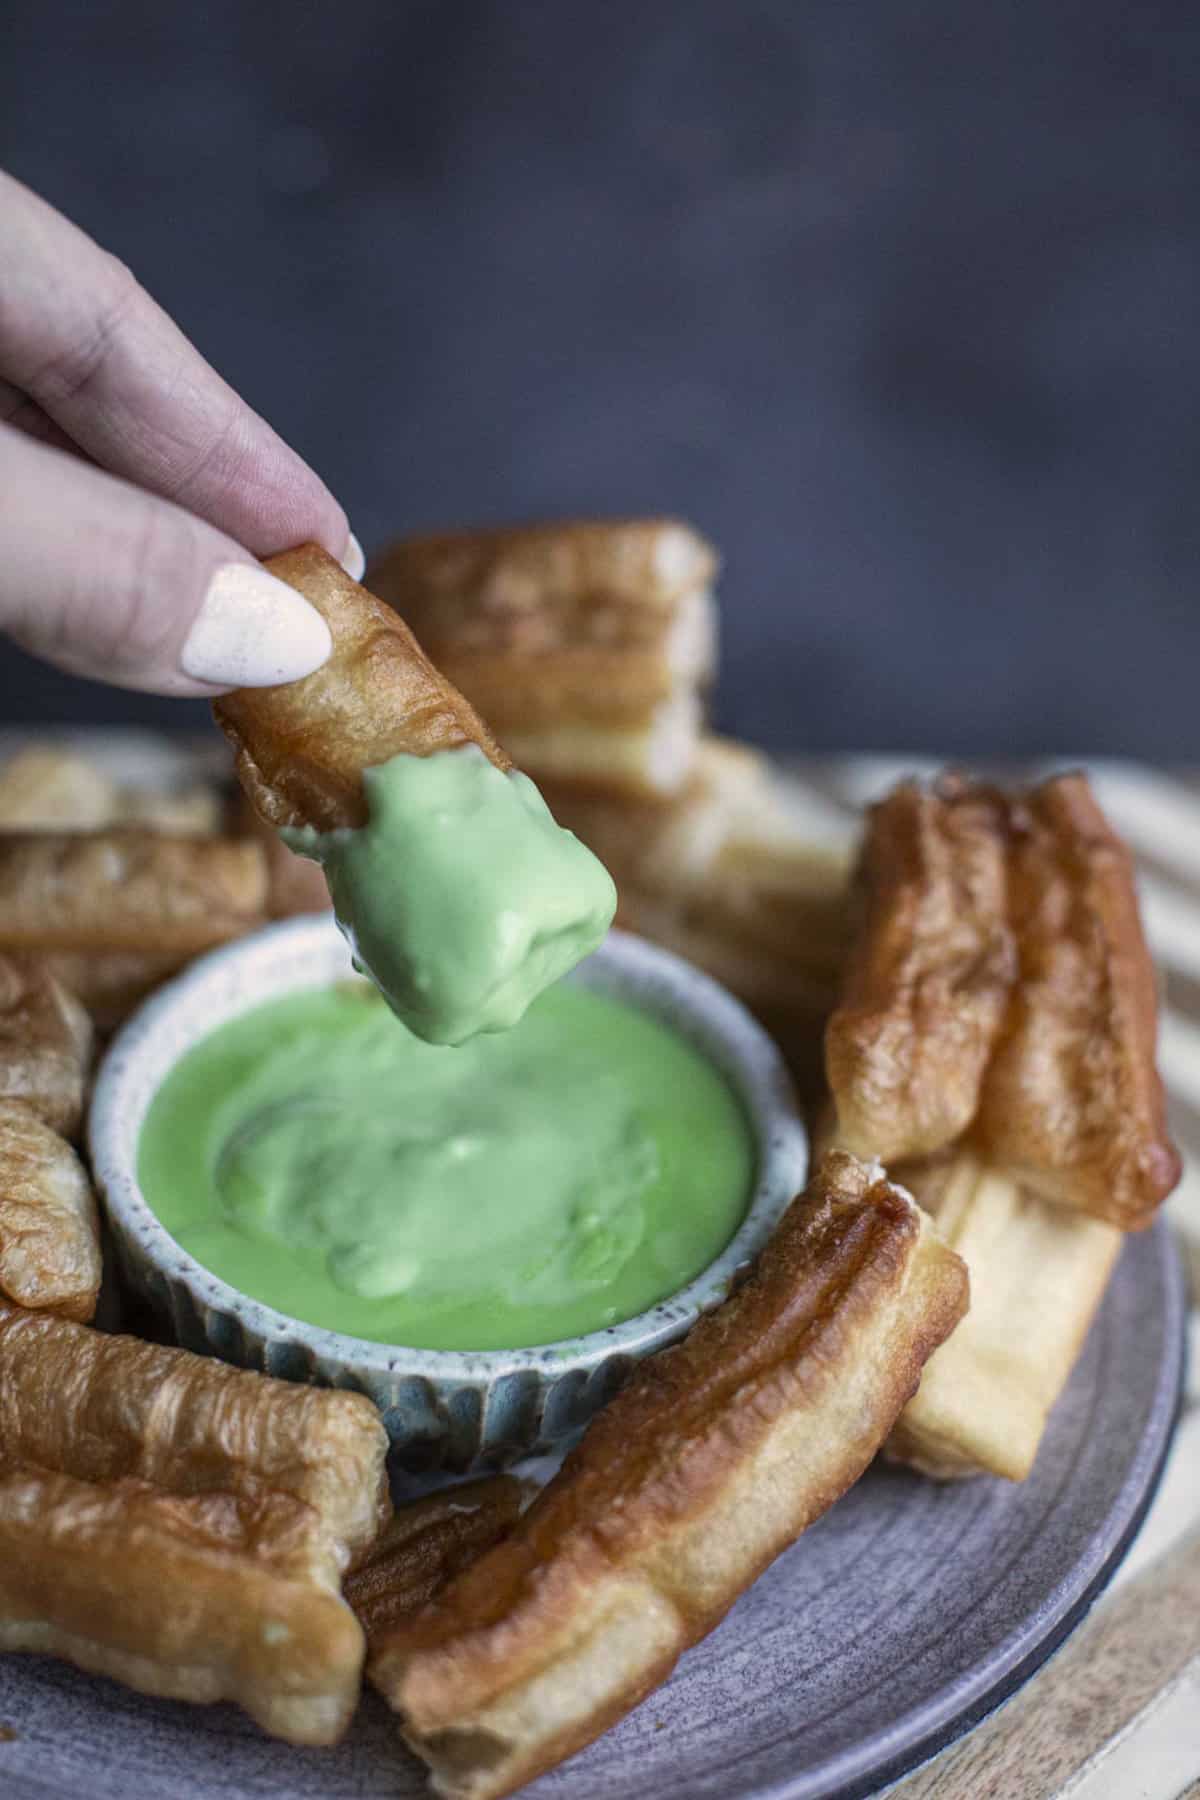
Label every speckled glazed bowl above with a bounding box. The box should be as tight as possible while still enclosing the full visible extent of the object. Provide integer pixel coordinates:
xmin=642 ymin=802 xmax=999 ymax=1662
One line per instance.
xmin=89 ymin=918 xmax=808 ymax=1473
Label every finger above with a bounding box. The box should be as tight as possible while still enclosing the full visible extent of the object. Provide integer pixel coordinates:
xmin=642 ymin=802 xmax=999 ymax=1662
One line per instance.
xmin=0 ymin=423 xmax=333 ymax=696
xmin=0 ymin=172 xmax=359 ymax=568
xmin=0 ymin=376 xmax=84 ymax=458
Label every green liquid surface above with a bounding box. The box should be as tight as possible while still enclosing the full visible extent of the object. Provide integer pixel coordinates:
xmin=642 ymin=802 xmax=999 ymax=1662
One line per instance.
xmin=137 ymin=981 xmax=753 ymax=1350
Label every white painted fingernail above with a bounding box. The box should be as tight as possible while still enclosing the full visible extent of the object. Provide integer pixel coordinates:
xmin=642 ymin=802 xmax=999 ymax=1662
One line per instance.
xmin=340 ymin=531 xmax=365 ymax=581
xmin=181 ymin=564 xmax=333 ymax=687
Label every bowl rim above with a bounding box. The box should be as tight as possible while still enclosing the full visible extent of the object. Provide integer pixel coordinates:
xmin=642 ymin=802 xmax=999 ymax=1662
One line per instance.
xmin=88 ymin=919 xmax=808 ymax=1383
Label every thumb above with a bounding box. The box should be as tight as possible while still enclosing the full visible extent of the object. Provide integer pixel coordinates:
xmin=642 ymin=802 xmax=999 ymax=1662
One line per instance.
xmin=0 ymin=424 xmax=336 ymax=696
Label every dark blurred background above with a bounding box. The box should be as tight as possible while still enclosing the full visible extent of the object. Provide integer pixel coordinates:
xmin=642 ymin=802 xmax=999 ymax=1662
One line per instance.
xmin=3 ymin=0 xmax=1199 ymax=756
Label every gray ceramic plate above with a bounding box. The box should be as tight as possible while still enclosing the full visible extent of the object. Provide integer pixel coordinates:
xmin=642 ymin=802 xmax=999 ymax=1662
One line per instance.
xmin=0 ymin=1222 xmax=1184 ymax=1800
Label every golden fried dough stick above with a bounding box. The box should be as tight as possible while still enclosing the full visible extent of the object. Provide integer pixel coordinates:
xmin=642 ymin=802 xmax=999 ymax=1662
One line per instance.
xmin=0 ymin=829 xmax=267 ymax=955
xmin=0 ymin=952 xmax=92 ymax=1135
xmin=0 ymin=1306 xmax=390 ymax=1741
xmin=0 ymin=1303 xmax=389 ymax=1569
xmin=346 ymin=1477 xmax=528 ymax=1654
xmin=366 ymin=519 xmax=718 ymax=798
xmin=825 ymin=772 xmax=1178 ymax=1226
xmin=825 ymin=778 xmax=1016 ymax=1163
xmin=885 ymin=1152 xmax=1121 ymax=1480
xmin=0 ymin=1103 xmax=101 ymax=1321
xmin=213 ymin=544 xmax=511 ymax=834
xmin=41 ymin=950 xmax=191 ymax=1033
xmin=973 ymin=774 xmax=1179 ymax=1229
xmin=0 ymin=1464 xmax=365 ymax=1744
xmin=0 ymin=746 xmax=118 ymax=828
xmin=371 ymin=1152 xmax=967 ymax=1800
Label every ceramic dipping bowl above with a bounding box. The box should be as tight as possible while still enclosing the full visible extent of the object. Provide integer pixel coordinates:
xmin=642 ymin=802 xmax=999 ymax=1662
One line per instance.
xmin=89 ymin=917 xmax=808 ymax=1473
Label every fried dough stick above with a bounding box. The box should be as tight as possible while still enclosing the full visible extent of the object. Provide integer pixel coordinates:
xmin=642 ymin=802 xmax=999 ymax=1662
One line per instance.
xmin=39 ymin=950 xmax=191 ymax=1033
xmin=975 ymin=773 xmax=1180 ymax=1229
xmin=213 ymin=544 xmax=511 ymax=834
xmin=885 ymin=1152 xmax=1121 ymax=1480
xmin=366 ymin=519 xmax=718 ymax=799
xmin=346 ymin=1477 xmax=528 ymax=1654
xmin=0 ymin=830 xmax=267 ymax=954
xmin=825 ymin=772 xmax=1178 ymax=1227
xmin=0 ymin=952 xmax=92 ymax=1135
xmin=0 ymin=1304 xmax=389 ymax=1742
xmin=0 ymin=1102 xmax=100 ymax=1321
xmin=212 ymin=546 xmax=615 ymax=1046
xmin=372 ymin=1152 xmax=967 ymax=1800
xmin=0 ymin=1465 xmax=365 ymax=1744
xmin=825 ymin=778 xmax=1016 ymax=1162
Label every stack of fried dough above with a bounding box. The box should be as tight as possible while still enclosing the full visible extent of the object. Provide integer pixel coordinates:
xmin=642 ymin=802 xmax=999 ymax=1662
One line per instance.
xmin=0 ymin=528 xmax=1181 ymax=1799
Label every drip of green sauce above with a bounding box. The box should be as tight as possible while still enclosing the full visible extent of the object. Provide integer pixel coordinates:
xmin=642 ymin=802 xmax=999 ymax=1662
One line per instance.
xmin=137 ymin=981 xmax=753 ymax=1351
xmin=282 ymin=746 xmax=617 ymax=1045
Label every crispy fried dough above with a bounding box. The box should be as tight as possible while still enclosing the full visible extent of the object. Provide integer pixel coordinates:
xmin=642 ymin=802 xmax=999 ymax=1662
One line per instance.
xmin=113 ymin=781 xmax=223 ymax=834
xmin=825 ymin=772 xmax=1178 ymax=1225
xmin=0 ymin=1305 xmax=390 ymax=1742
xmin=214 ymin=545 xmax=511 ymax=834
xmin=0 ymin=1103 xmax=100 ymax=1321
xmin=0 ymin=952 xmax=92 ymax=1135
xmin=0 ymin=1303 xmax=389 ymax=1566
xmin=0 ymin=830 xmax=267 ymax=955
xmin=0 ymin=1464 xmax=365 ymax=1743
xmin=41 ymin=949 xmax=191 ymax=1032
xmin=371 ymin=1152 xmax=967 ymax=1800
xmin=346 ymin=1478 xmax=527 ymax=1654
xmin=0 ymin=747 xmax=119 ymax=828
xmin=885 ymin=1152 xmax=1121 ymax=1479
xmin=973 ymin=774 xmax=1180 ymax=1228
xmin=366 ymin=520 xmax=717 ymax=797
xmin=825 ymin=778 xmax=1017 ymax=1162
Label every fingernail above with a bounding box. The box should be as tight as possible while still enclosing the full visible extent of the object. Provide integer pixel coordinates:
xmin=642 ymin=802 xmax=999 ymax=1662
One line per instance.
xmin=340 ymin=531 xmax=365 ymax=581
xmin=181 ymin=564 xmax=333 ymax=687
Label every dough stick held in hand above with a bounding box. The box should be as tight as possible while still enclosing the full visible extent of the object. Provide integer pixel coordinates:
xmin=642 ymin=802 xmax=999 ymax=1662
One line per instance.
xmin=213 ymin=546 xmax=616 ymax=1045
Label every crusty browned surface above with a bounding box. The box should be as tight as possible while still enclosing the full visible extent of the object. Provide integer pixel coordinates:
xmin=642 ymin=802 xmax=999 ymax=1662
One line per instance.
xmin=0 ymin=1302 xmax=389 ymax=1565
xmin=0 ymin=1303 xmax=390 ymax=1743
xmin=0 ymin=1464 xmax=366 ymax=1744
xmin=973 ymin=774 xmax=1180 ymax=1228
xmin=371 ymin=1152 xmax=967 ymax=1800
xmin=214 ymin=544 xmax=511 ymax=833
xmin=825 ymin=778 xmax=1016 ymax=1163
xmin=0 ymin=1102 xmax=100 ymax=1321
xmin=0 ymin=830 xmax=268 ymax=954
xmin=367 ymin=519 xmax=717 ymax=729
xmin=346 ymin=1477 xmax=527 ymax=1654
xmin=0 ymin=953 xmax=92 ymax=1136
xmin=824 ymin=771 xmax=1178 ymax=1227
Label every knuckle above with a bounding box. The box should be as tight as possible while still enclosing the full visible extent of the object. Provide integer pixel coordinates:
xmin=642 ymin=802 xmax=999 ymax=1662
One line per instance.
xmin=26 ymin=253 xmax=141 ymax=408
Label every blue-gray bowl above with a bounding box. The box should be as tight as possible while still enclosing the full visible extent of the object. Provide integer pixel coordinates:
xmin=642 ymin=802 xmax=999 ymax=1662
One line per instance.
xmin=89 ymin=918 xmax=808 ymax=1473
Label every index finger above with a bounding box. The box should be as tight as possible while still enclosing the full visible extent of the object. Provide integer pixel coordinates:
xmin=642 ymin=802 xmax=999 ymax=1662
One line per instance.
xmin=0 ymin=170 xmax=352 ymax=562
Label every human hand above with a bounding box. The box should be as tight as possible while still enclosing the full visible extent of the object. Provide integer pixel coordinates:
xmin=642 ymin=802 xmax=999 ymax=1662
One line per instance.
xmin=0 ymin=170 xmax=358 ymax=695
